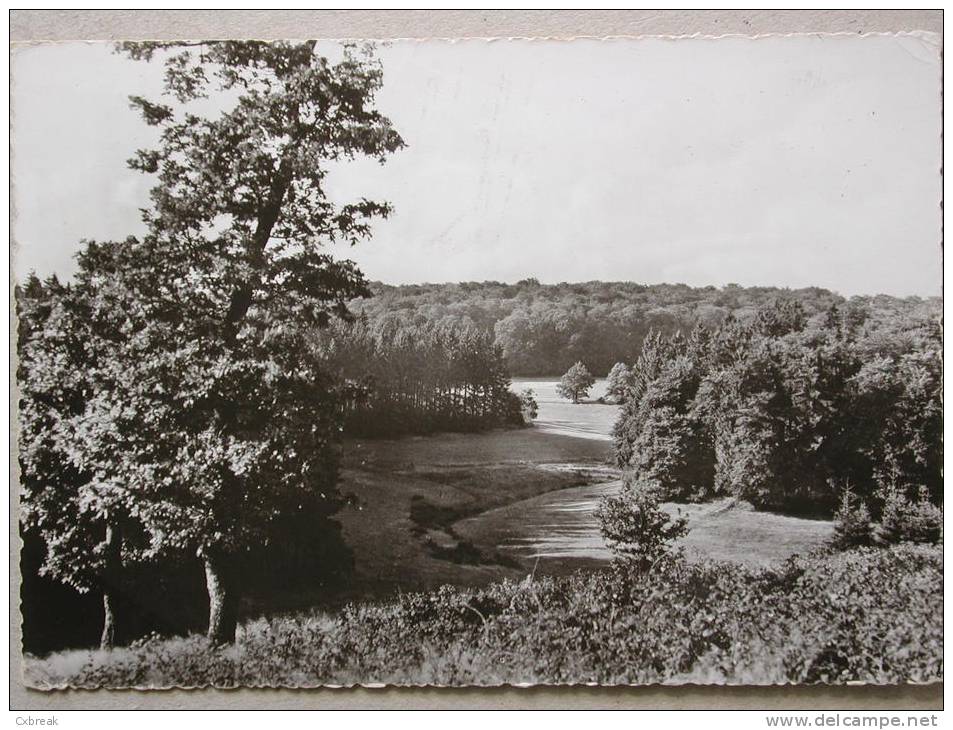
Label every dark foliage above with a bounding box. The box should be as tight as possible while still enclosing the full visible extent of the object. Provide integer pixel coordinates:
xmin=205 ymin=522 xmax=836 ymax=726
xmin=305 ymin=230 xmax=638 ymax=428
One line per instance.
xmin=32 ymin=544 xmax=941 ymax=687
xmin=17 ymin=39 xmax=403 ymax=647
xmin=316 ymin=318 xmax=525 ymax=437
xmin=348 ymin=281 xmax=934 ymax=377
xmin=875 ymin=485 xmax=943 ymax=546
xmin=830 ymin=488 xmax=874 ymax=550
xmin=613 ymin=298 xmax=942 ymax=517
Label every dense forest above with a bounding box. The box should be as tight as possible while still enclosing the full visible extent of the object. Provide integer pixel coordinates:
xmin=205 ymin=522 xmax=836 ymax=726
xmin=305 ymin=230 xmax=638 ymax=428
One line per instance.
xmin=611 ymin=298 xmax=942 ymax=519
xmin=350 ymin=280 xmax=938 ymax=377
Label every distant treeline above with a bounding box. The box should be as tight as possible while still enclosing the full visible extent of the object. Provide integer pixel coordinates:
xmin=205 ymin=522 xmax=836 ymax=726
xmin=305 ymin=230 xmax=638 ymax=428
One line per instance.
xmin=350 ymin=280 xmax=939 ymax=377
xmin=316 ymin=319 xmax=525 ymax=438
xmin=612 ymin=299 xmax=942 ymax=516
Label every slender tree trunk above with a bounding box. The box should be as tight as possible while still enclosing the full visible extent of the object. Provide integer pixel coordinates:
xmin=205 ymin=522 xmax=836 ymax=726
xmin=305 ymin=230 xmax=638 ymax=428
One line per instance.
xmin=222 ymin=153 xmax=296 ymax=345
xmin=101 ymin=590 xmax=117 ymax=650
xmin=203 ymin=552 xmax=239 ymax=645
xmin=100 ymin=519 xmax=122 ymax=649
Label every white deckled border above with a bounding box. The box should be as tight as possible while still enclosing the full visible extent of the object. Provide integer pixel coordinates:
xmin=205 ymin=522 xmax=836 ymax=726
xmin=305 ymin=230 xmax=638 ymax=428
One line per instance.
xmin=8 ymin=8 xmax=943 ymax=711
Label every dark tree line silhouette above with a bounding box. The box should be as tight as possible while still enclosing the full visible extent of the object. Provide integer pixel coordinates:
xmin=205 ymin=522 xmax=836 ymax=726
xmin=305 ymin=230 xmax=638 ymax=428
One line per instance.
xmin=316 ymin=318 xmax=525 ymax=437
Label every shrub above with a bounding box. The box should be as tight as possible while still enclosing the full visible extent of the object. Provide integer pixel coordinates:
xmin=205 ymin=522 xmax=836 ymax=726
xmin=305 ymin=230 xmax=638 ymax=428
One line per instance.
xmin=877 ymin=485 xmax=942 ymax=545
xmin=517 ymin=388 xmax=539 ymax=422
xmin=830 ymin=487 xmax=873 ymax=549
xmin=595 ymin=476 xmax=688 ymax=568
xmin=26 ymin=544 xmax=941 ymax=688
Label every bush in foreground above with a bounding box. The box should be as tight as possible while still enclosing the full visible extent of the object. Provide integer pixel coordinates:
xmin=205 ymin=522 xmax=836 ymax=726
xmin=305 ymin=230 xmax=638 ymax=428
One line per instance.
xmin=596 ymin=476 xmax=688 ymax=568
xmin=27 ymin=544 xmax=941 ymax=688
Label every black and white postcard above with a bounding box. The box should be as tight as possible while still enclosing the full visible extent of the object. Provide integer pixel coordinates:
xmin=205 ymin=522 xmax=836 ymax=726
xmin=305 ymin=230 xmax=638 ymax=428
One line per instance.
xmin=12 ymin=31 xmax=942 ymax=689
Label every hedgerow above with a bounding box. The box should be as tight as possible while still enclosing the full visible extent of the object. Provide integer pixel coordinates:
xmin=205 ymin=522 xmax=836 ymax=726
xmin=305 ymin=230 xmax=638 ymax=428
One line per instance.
xmin=27 ymin=543 xmax=941 ymax=688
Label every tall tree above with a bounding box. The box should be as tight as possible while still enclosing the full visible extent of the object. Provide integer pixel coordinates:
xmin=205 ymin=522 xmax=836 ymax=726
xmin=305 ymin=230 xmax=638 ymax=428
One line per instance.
xmin=623 ymin=356 xmax=714 ymax=501
xmin=119 ymin=40 xmax=404 ymax=643
xmin=605 ymin=362 xmax=632 ymax=404
xmin=19 ymin=40 xmax=405 ymax=646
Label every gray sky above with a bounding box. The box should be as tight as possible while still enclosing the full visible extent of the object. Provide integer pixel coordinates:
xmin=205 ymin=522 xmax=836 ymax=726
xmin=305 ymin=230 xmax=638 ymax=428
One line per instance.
xmin=11 ymin=34 xmax=942 ymax=297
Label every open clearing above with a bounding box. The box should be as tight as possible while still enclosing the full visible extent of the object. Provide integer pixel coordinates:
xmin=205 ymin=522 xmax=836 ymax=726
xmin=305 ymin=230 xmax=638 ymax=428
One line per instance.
xmin=335 ymin=378 xmax=835 ymax=601
xmin=511 ymin=377 xmax=618 ymax=441
xmin=456 ymin=481 xmax=834 ymax=574
xmin=335 ymin=425 xmax=613 ymax=598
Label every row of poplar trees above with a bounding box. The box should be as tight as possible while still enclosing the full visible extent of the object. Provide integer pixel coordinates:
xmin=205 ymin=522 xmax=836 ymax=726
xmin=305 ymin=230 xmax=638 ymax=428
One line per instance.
xmin=612 ymin=300 xmax=942 ymax=515
xmin=317 ymin=319 xmax=523 ymax=437
xmin=17 ymin=41 xmax=405 ymax=646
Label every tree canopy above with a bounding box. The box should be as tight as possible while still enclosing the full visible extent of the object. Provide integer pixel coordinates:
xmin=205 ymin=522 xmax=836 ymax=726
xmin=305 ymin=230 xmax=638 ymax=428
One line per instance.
xmin=612 ymin=299 xmax=942 ymax=518
xmin=316 ymin=316 xmax=525 ymax=437
xmin=18 ymin=40 xmax=405 ymax=645
xmin=347 ymin=280 xmax=937 ymax=377
xmin=557 ymin=361 xmax=596 ymax=404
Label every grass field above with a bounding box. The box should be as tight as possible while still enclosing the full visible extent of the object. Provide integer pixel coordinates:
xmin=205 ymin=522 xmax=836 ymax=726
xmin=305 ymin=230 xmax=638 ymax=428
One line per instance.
xmin=512 ymin=377 xmax=618 ymax=441
xmin=456 ymin=482 xmax=834 ymax=574
xmin=335 ymin=425 xmax=614 ymax=598
xmin=334 ymin=379 xmax=834 ymax=600
xmin=674 ymin=499 xmax=835 ymax=566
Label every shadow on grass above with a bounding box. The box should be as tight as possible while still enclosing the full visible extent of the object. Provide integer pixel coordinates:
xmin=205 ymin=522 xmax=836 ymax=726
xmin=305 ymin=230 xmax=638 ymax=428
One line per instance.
xmin=410 ymin=494 xmax=523 ymax=569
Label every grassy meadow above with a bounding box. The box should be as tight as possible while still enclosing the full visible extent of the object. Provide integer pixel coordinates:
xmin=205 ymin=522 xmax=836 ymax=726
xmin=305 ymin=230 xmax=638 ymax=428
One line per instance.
xmin=335 ymin=425 xmax=613 ymax=598
xmin=330 ymin=379 xmax=836 ymax=596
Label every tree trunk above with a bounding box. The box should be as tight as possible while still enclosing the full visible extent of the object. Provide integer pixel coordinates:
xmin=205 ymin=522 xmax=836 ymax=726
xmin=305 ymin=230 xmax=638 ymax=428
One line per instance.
xmin=100 ymin=519 xmax=121 ymax=649
xmin=222 ymin=154 xmax=296 ymax=345
xmin=101 ymin=590 xmax=117 ymax=649
xmin=203 ymin=552 xmax=238 ymax=645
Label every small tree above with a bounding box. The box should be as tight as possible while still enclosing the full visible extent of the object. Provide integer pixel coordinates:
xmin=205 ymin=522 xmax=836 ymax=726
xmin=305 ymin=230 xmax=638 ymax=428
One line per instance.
xmin=17 ymin=273 xmax=135 ymax=648
xmin=605 ymin=362 xmax=631 ymax=403
xmin=518 ymin=388 xmax=538 ymax=422
xmin=556 ymin=361 xmax=595 ymax=404
xmin=830 ymin=485 xmax=873 ymax=550
xmin=596 ymin=476 xmax=688 ymax=570
xmin=876 ymin=484 xmax=942 ymax=545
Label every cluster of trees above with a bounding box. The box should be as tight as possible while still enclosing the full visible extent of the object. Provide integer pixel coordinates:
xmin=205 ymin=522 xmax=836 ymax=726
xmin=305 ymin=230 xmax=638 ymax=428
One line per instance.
xmin=18 ymin=41 xmax=404 ymax=648
xmin=349 ymin=280 xmax=936 ymax=377
xmin=315 ymin=319 xmax=526 ymax=437
xmin=612 ymin=299 xmax=942 ymax=518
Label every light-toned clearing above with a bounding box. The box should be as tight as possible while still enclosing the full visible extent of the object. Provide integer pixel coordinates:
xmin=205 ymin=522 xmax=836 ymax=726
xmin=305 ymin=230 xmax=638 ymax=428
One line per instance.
xmin=339 ymin=378 xmax=834 ymax=594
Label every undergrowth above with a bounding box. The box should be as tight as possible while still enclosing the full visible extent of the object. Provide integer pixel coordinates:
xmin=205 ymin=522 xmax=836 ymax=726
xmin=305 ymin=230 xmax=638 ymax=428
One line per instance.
xmin=27 ymin=543 xmax=941 ymax=688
